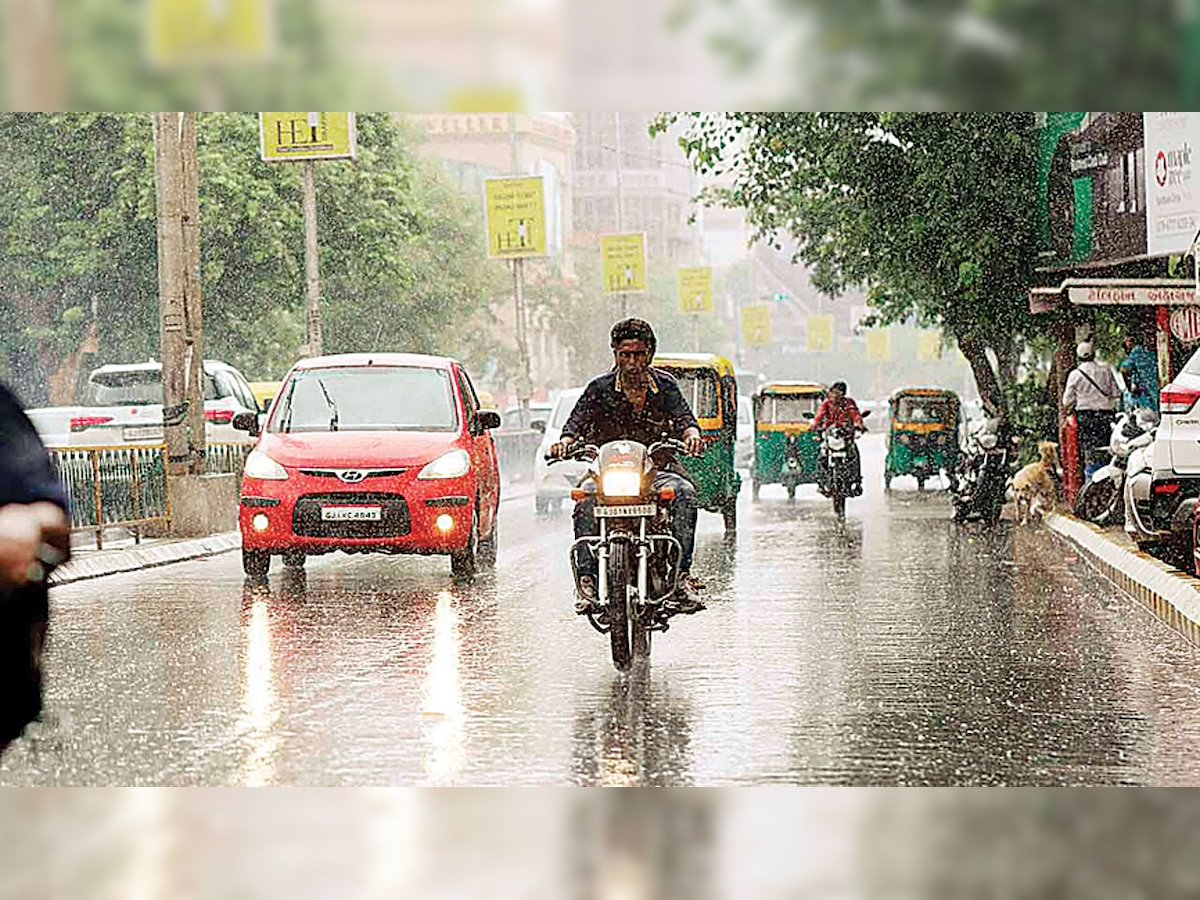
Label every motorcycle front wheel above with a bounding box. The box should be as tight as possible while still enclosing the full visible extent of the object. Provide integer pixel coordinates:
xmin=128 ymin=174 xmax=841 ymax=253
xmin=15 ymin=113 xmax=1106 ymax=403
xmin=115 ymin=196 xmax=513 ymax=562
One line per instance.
xmin=833 ymin=494 xmax=846 ymax=520
xmin=606 ymin=540 xmax=632 ymax=671
xmin=1075 ymin=479 xmax=1117 ymax=525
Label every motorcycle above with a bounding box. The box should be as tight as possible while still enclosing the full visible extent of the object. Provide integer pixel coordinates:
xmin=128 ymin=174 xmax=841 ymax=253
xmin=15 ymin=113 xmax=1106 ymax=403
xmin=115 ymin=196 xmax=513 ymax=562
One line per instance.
xmin=817 ymin=416 xmax=870 ymax=520
xmin=1075 ymin=408 xmax=1157 ymax=527
xmin=951 ymin=417 xmax=1017 ymax=524
xmin=550 ymin=438 xmax=691 ymax=671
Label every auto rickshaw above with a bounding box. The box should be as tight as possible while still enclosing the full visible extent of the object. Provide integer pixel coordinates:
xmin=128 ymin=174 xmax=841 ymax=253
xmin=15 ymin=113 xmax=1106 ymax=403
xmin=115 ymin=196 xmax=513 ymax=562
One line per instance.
xmin=884 ymin=387 xmax=962 ymax=491
xmin=653 ymin=352 xmax=742 ymax=533
xmin=750 ymin=382 xmax=826 ymax=501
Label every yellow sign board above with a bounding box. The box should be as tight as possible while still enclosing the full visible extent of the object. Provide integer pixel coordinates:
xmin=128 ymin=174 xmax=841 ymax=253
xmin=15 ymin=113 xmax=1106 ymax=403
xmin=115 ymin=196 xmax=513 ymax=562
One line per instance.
xmin=147 ymin=0 xmax=272 ymax=66
xmin=484 ymin=176 xmax=546 ymax=259
xmin=807 ymin=315 xmax=834 ymax=353
xmin=259 ymin=113 xmax=357 ymax=161
xmin=678 ymin=267 xmax=713 ymax=314
xmin=865 ymin=329 xmax=890 ymax=362
xmin=917 ymin=331 xmax=943 ymax=361
xmin=741 ymin=305 xmax=771 ymax=346
xmin=601 ymin=234 xmax=647 ymax=292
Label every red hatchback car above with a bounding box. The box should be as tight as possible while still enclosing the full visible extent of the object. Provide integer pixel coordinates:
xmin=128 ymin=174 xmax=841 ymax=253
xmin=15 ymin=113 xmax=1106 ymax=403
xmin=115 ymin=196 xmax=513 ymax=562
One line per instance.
xmin=234 ymin=353 xmax=501 ymax=579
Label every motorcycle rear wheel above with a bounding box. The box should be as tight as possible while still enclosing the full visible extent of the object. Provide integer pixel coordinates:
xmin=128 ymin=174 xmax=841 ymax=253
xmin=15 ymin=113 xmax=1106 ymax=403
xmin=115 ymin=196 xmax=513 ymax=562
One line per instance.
xmin=1075 ymin=479 xmax=1116 ymax=525
xmin=606 ymin=541 xmax=633 ymax=671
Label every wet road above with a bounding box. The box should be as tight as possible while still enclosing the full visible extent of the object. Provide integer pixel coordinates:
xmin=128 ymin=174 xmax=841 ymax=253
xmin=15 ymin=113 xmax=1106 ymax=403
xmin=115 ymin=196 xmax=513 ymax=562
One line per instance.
xmin=5 ymin=435 xmax=1200 ymax=786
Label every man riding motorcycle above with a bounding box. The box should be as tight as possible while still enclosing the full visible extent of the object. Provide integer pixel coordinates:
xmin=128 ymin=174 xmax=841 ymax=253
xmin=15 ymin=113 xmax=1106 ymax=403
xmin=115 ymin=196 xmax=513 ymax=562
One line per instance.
xmin=548 ymin=318 xmax=707 ymax=616
xmin=810 ymin=381 xmax=866 ymax=497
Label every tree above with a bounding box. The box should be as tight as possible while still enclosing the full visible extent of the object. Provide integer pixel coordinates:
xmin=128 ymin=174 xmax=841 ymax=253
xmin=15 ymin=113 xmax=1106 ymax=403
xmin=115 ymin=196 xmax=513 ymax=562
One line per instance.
xmin=654 ymin=113 xmax=1039 ymax=418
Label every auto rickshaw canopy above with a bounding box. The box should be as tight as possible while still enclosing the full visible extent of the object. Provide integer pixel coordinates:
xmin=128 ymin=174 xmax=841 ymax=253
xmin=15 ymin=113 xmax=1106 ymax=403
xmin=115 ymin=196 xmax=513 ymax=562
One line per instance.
xmin=888 ymin=387 xmax=960 ymax=433
xmin=653 ymin=352 xmax=736 ymax=431
xmin=754 ymin=381 xmax=825 ymax=433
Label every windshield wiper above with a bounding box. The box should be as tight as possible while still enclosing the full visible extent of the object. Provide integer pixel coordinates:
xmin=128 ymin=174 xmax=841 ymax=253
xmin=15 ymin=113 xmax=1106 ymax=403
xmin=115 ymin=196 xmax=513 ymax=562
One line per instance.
xmin=316 ymin=379 xmax=339 ymax=432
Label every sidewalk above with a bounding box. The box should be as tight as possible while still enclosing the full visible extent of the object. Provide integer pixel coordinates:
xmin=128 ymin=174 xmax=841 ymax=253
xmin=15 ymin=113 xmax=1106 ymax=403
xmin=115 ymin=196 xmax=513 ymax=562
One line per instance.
xmin=1047 ymin=512 xmax=1200 ymax=647
xmin=49 ymin=478 xmax=539 ymax=586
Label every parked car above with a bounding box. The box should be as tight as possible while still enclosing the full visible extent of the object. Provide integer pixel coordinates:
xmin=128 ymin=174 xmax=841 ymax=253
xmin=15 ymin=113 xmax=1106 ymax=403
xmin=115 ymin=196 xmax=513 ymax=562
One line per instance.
xmin=249 ymin=381 xmax=282 ymax=414
xmin=235 ymin=353 xmax=501 ymax=579
xmin=1127 ymin=353 xmax=1200 ymax=563
xmin=735 ymin=393 xmax=753 ymax=468
xmin=533 ymin=387 xmax=585 ymax=515
xmin=24 ymin=359 xmax=260 ymax=448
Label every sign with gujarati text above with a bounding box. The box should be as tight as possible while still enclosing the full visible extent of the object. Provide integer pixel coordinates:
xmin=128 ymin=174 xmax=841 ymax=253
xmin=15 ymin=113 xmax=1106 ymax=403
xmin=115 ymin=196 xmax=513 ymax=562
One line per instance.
xmin=601 ymin=234 xmax=647 ymax=292
xmin=677 ymin=267 xmax=713 ymax=313
xmin=148 ymin=0 xmax=272 ymax=66
xmin=1067 ymin=284 xmax=1198 ymax=306
xmin=259 ymin=113 xmax=356 ymax=161
xmin=1171 ymin=306 xmax=1200 ymax=344
xmin=741 ymin=306 xmax=771 ymax=346
xmin=806 ymin=315 xmax=834 ymax=353
xmin=484 ymin=177 xmax=546 ymax=259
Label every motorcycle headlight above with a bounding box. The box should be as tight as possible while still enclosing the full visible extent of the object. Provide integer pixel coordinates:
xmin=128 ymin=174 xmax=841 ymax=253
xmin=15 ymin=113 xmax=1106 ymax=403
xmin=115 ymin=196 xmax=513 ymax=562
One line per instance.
xmin=601 ymin=470 xmax=642 ymax=497
xmin=243 ymin=449 xmax=288 ymax=480
xmin=418 ymin=449 xmax=471 ymax=480
xmin=979 ymin=433 xmax=998 ymax=449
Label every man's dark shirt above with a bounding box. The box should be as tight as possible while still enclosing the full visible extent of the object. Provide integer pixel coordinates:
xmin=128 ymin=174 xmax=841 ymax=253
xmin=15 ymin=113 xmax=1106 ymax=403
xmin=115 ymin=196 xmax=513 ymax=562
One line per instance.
xmin=0 ymin=383 xmax=66 ymax=510
xmin=562 ymin=367 xmax=699 ymax=448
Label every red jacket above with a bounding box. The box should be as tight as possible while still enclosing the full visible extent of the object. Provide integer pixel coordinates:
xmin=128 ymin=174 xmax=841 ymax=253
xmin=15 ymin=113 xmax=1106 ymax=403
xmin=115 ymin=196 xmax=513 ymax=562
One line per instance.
xmin=811 ymin=397 xmax=864 ymax=432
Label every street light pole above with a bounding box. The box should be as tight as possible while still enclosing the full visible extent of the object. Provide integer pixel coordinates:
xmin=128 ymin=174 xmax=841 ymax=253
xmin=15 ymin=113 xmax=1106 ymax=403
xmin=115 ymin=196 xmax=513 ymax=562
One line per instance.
xmin=509 ymin=114 xmax=531 ymax=428
xmin=301 ymin=158 xmax=322 ymax=356
xmin=614 ymin=112 xmax=628 ymax=318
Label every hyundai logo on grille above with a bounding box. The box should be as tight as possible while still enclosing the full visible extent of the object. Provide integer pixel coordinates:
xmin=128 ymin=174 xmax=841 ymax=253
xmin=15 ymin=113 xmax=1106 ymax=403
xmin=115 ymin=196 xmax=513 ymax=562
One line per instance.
xmin=338 ymin=470 xmax=367 ymax=484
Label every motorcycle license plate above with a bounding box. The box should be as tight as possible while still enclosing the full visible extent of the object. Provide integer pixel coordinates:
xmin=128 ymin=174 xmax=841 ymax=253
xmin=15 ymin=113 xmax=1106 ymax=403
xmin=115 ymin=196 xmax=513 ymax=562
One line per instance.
xmin=830 ymin=452 xmax=847 ymax=459
xmin=321 ymin=506 xmax=382 ymax=521
xmin=594 ymin=504 xmax=656 ymax=518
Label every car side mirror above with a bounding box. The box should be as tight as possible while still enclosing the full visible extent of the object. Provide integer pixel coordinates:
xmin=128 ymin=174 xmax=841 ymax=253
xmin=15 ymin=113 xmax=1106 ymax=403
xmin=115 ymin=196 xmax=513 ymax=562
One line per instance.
xmin=861 ymin=410 xmax=872 ymax=418
xmin=478 ymin=410 xmax=502 ymax=431
xmin=530 ymin=419 xmax=546 ymax=434
xmin=232 ymin=411 xmax=260 ymax=436
xmin=802 ymin=412 xmax=815 ymax=420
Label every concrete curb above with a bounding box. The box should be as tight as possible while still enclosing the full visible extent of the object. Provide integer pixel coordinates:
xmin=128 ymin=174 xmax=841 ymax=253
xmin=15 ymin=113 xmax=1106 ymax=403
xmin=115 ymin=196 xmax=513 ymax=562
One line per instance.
xmin=49 ymin=532 xmax=242 ymax=586
xmin=1047 ymin=513 xmax=1200 ymax=647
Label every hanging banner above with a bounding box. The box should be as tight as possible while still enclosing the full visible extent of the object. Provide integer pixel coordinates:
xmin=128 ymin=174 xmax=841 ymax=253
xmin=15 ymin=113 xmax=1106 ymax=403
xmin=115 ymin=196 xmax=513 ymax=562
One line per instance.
xmin=865 ymin=329 xmax=890 ymax=362
xmin=741 ymin=306 xmax=771 ymax=346
xmin=259 ymin=112 xmax=356 ymax=161
xmin=484 ymin=176 xmax=546 ymax=259
xmin=601 ymin=233 xmax=647 ymax=292
xmin=806 ymin=315 xmax=834 ymax=353
xmin=678 ymin=267 xmax=714 ymax=313
xmin=917 ymin=331 xmax=943 ymax=361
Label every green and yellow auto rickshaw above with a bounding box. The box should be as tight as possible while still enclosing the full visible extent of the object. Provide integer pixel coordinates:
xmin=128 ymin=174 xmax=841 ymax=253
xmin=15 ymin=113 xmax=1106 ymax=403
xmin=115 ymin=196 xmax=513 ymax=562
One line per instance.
xmin=884 ymin=387 xmax=962 ymax=491
xmin=750 ymin=382 xmax=826 ymax=501
xmin=653 ymin=352 xmax=742 ymax=533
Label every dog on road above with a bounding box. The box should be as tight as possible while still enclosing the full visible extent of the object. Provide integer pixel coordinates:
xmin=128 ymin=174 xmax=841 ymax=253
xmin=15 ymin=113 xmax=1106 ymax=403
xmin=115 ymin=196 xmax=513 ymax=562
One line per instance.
xmin=1009 ymin=441 xmax=1061 ymax=525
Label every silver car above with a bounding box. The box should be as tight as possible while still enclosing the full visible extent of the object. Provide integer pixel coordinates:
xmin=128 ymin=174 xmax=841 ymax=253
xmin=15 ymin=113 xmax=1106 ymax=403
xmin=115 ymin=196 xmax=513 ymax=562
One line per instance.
xmin=533 ymin=387 xmax=586 ymax=515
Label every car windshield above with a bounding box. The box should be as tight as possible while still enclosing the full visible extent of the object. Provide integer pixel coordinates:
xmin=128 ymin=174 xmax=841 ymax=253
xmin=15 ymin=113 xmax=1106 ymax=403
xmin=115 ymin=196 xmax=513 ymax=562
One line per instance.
xmin=271 ymin=366 xmax=458 ymax=433
xmin=759 ymin=394 xmax=820 ymax=423
xmin=897 ymin=397 xmax=952 ymax=423
xmin=83 ymin=370 xmax=219 ymax=405
xmin=668 ymin=370 xmax=719 ymax=419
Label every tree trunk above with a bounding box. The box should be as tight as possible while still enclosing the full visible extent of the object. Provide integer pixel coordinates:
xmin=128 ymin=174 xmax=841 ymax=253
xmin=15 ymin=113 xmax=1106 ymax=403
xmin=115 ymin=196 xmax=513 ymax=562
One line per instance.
xmin=958 ymin=332 xmax=1007 ymax=421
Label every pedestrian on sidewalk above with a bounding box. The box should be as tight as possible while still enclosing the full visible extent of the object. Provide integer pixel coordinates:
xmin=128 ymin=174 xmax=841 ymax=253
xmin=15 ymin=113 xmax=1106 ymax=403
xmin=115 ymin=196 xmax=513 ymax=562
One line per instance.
xmin=0 ymin=380 xmax=70 ymax=753
xmin=1119 ymin=331 xmax=1160 ymax=413
xmin=1062 ymin=341 xmax=1121 ymax=480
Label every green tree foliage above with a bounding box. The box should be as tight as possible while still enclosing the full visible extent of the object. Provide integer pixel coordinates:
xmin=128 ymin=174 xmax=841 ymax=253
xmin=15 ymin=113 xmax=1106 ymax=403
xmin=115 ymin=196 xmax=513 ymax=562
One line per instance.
xmin=0 ymin=112 xmax=507 ymax=403
xmin=654 ymin=112 xmax=1039 ymax=417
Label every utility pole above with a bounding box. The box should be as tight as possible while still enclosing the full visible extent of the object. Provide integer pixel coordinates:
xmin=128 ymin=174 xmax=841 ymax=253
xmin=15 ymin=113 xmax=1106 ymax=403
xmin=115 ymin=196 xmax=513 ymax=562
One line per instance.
xmin=613 ymin=112 xmax=627 ymax=318
xmin=5 ymin=0 xmax=65 ymax=109
xmin=301 ymin=157 xmax=322 ymax=356
xmin=153 ymin=113 xmax=204 ymax=477
xmin=509 ymin=113 xmax=531 ymax=428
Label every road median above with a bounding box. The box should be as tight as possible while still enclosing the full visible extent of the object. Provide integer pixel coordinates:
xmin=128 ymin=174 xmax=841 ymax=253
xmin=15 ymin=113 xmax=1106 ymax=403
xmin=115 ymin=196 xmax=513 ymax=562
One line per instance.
xmin=1047 ymin=512 xmax=1200 ymax=647
xmin=50 ymin=532 xmax=241 ymax=586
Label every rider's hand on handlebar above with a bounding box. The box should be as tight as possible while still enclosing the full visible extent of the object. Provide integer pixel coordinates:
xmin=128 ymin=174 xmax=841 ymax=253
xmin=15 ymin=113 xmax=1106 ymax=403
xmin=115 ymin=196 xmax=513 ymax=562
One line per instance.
xmin=547 ymin=439 xmax=572 ymax=460
xmin=683 ymin=431 xmax=704 ymax=457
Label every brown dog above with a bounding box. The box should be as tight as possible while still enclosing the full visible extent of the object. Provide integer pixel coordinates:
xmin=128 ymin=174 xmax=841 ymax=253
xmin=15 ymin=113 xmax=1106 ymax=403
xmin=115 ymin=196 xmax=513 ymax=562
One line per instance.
xmin=1010 ymin=441 xmax=1060 ymax=525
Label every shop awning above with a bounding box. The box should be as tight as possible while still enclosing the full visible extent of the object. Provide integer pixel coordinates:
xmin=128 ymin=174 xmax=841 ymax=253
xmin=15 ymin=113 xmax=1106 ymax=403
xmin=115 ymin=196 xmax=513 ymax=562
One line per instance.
xmin=1029 ymin=278 xmax=1197 ymax=313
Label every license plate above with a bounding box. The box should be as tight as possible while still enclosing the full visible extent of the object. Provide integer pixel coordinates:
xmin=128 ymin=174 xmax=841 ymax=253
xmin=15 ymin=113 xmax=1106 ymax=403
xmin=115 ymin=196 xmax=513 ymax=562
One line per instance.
xmin=594 ymin=503 xmax=656 ymax=518
xmin=123 ymin=424 xmax=164 ymax=441
xmin=321 ymin=506 xmax=382 ymax=521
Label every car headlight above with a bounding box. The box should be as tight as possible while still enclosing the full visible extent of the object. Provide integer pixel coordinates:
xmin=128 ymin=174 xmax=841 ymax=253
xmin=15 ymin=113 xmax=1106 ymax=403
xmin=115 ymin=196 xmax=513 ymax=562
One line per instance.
xmin=601 ymin=470 xmax=642 ymax=497
xmin=243 ymin=449 xmax=288 ymax=480
xmin=418 ymin=449 xmax=471 ymax=480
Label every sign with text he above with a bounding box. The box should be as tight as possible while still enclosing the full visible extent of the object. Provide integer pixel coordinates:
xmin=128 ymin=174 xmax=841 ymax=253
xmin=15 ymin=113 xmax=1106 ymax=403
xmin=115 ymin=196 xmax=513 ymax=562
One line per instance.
xmin=806 ymin=315 xmax=834 ymax=353
xmin=484 ymin=176 xmax=546 ymax=259
xmin=677 ymin=267 xmax=713 ymax=314
xmin=259 ymin=113 xmax=357 ymax=161
xmin=601 ymin=233 xmax=647 ymax=292
xmin=148 ymin=0 xmax=272 ymax=66
xmin=741 ymin=305 xmax=771 ymax=346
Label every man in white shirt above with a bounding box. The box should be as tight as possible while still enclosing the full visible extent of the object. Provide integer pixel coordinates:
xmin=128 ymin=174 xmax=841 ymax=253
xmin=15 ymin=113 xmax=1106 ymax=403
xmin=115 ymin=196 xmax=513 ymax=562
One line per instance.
xmin=1062 ymin=341 xmax=1121 ymax=476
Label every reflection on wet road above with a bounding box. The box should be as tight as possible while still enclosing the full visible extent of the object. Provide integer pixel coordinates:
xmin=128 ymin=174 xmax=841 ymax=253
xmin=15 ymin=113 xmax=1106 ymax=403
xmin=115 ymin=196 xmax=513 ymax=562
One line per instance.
xmin=4 ymin=436 xmax=1200 ymax=785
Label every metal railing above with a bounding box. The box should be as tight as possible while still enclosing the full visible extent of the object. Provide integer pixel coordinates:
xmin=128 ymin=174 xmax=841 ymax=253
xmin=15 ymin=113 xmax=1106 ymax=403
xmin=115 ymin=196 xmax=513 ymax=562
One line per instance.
xmin=49 ymin=442 xmax=253 ymax=549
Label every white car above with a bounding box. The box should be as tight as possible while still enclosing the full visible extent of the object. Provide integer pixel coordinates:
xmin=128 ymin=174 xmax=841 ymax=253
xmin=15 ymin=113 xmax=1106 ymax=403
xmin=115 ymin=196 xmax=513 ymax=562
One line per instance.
xmin=533 ymin=387 xmax=585 ymax=515
xmin=27 ymin=359 xmax=261 ymax=448
xmin=735 ymin=394 xmax=753 ymax=468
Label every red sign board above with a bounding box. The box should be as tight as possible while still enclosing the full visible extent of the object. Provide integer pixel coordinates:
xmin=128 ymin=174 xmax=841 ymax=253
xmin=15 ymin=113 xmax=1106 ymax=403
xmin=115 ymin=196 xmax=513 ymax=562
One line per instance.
xmin=1170 ymin=306 xmax=1200 ymax=344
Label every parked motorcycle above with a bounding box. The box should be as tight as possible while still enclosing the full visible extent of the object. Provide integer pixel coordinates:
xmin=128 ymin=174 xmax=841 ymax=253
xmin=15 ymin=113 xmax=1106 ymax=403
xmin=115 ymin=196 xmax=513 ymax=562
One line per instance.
xmin=1075 ymin=409 xmax=1157 ymax=527
xmin=550 ymin=438 xmax=692 ymax=671
xmin=952 ymin=417 xmax=1017 ymax=524
xmin=817 ymin=415 xmax=870 ymax=520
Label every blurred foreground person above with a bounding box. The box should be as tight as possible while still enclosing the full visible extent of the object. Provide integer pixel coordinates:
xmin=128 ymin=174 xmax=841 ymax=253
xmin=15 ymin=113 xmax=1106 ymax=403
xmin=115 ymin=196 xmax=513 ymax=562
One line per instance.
xmin=0 ymin=380 xmax=69 ymax=752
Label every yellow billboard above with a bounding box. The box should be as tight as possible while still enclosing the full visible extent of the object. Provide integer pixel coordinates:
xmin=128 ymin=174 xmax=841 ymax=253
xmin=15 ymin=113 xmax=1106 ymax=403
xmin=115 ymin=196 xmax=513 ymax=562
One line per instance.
xmin=148 ymin=0 xmax=272 ymax=67
xmin=259 ymin=113 xmax=357 ymax=161
xmin=678 ymin=267 xmax=713 ymax=313
xmin=741 ymin=305 xmax=771 ymax=346
xmin=866 ymin=329 xmax=890 ymax=361
xmin=807 ymin=315 xmax=834 ymax=353
xmin=917 ymin=331 xmax=943 ymax=361
xmin=601 ymin=234 xmax=647 ymax=292
xmin=484 ymin=176 xmax=547 ymax=259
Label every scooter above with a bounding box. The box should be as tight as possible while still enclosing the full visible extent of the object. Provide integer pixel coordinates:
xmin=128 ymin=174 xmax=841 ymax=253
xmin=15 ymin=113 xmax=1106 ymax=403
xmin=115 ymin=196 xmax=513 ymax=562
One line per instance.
xmin=1075 ymin=409 xmax=1156 ymax=527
